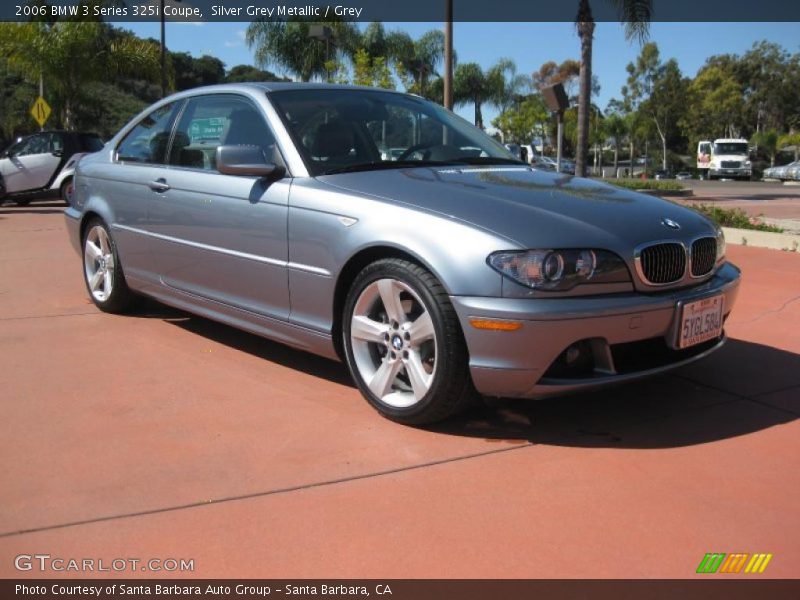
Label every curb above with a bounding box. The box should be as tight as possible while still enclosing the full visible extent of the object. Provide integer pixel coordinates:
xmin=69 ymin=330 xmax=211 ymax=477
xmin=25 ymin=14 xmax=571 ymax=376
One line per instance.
xmin=721 ymin=227 xmax=800 ymax=252
xmin=638 ymin=188 xmax=694 ymax=197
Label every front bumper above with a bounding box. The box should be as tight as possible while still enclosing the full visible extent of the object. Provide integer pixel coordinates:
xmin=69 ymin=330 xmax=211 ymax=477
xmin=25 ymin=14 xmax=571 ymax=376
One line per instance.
xmin=452 ymin=261 xmax=741 ymax=398
xmin=710 ymin=167 xmax=751 ymax=178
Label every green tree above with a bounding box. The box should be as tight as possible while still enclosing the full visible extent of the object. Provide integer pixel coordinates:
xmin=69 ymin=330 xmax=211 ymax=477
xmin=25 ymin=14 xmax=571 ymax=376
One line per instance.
xmin=779 ymin=131 xmax=800 ymax=162
xmin=453 ymin=60 xmax=513 ymax=129
xmin=682 ymin=64 xmax=744 ymax=142
xmin=170 ymin=52 xmax=225 ymax=91
xmin=389 ymin=29 xmax=444 ymax=99
xmin=492 ymin=96 xmax=549 ymax=145
xmin=246 ymin=19 xmax=359 ymax=82
xmin=574 ymin=0 xmax=651 ymax=176
xmin=225 ymin=64 xmax=290 ymax=83
xmin=604 ymin=112 xmax=627 ymax=177
xmin=625 ymin=43 xmax=687 ymax=171
xmin=0 ymin=58 xmax=37 ymax=144
xmin=752 ymin=130 xmax=779 ymax=167
xmin=0 ymin=18 xmax=160 ymax=129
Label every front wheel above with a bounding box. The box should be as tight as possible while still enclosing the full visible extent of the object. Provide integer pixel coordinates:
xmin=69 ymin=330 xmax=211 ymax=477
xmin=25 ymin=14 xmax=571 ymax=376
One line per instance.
xmin=82 ymin=219 xmax=138 ymax=313
xmin=342 ymin=258 xmax=474 ymax=425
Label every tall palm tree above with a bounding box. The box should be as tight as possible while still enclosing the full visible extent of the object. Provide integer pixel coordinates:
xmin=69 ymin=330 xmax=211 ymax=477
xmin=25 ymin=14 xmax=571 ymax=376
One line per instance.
xmin=604 ymin=112 xmax=627 ymax=177
xmin=574 ymin=0 xmax=651 ymax=176
xmin=388 ymin=29 xmax=445 ymax=99
xmin=0 ymin=20 xmax=160 ymax=129
xmin=453 ymin=61 xmax=508 ymax=129
xmin=246 ymin=19 xmax=358 ymax=82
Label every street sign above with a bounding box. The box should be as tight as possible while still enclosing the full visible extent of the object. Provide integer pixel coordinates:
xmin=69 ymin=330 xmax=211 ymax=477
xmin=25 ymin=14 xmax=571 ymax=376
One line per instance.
xmin=30 ymin=96 xmax=51 ymax=128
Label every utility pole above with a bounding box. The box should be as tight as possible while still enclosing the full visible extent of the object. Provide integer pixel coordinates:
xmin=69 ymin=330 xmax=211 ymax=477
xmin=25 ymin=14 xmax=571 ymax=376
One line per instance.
xmin=443 ymin=0 xmax=453 ymax=110
xmin=39 ymin=73 xmax=44 ymax=132
xmin=160 ymin=0 xmax=167 ymax=98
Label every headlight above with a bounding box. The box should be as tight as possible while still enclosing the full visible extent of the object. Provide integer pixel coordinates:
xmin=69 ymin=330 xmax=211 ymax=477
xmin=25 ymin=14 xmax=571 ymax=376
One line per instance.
xmin=744 ymin=160 xmax=752 ymax=167
xmin=488 ymin=249 xmax=630 ymax=291
xmin=715 ymin=227 xmax=726 ymax=262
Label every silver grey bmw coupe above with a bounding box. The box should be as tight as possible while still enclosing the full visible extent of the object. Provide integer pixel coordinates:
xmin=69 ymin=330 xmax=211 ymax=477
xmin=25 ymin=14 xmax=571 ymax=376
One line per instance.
xmin=65 ymin=83 xmax=740 ymax=425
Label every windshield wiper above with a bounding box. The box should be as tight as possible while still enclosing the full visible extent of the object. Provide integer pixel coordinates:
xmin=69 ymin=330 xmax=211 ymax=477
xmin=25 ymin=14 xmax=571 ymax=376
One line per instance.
xmin=322 ymin=160 xmax=455 ymax=175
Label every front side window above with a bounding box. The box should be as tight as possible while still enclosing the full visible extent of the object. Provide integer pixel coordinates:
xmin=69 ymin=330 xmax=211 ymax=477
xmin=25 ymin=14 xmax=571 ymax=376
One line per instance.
xmin=169 ymin=94 xmax=281 ymax=171
xmin=269 ymin=89 xmax=520 ymax=176
xmin=13 ymin=134 xmax=49 ymax=157
xmin=117 ymin=102 xmax=180 ymax=164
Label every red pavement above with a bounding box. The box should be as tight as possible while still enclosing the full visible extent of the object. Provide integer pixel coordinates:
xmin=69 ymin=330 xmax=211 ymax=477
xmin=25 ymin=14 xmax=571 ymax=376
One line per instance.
xmin=0 ymin=203 xmax=798 ymax=579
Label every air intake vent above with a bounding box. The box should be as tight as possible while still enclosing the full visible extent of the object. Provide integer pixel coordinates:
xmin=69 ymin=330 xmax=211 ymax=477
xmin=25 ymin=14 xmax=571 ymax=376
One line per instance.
xmin=639 ymin=243 xmax=686 ymax=285
xmin=691 ymin=237 xmax=717 ymax=277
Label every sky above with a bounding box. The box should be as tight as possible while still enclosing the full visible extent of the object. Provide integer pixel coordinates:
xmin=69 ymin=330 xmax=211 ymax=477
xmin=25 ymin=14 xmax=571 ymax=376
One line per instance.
xmin=117 ymin=20 xmax=800 ymax=124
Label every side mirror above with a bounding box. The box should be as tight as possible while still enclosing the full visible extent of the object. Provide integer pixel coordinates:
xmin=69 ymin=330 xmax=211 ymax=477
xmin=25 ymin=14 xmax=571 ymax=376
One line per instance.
xmin=216 ymin=145 xmax=284 ymax=178
xmin=52 ymin=150 xmax=63 ymax=158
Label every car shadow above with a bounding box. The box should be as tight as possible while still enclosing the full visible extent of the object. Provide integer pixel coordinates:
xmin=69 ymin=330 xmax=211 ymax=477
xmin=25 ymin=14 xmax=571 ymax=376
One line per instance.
xmin=0 ymin=200 xmax=66 ymax=215
xmin=135 ymin=299 xmax=353 ymax=387
xmin=430 ymin=339 xmax=798 ymax=448
xmin=136 ymin=299 xmax=797 ymax=450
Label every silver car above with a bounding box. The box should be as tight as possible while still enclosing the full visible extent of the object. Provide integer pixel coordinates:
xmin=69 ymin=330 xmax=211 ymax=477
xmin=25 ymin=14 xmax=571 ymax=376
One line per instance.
xmin=65 ymin=84 xmax=741 ymax=425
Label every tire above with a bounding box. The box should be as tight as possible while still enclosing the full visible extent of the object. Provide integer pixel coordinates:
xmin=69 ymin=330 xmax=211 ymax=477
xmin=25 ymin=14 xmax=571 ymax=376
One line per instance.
xmin=82 ymin=218 xmax=138 ymax=313
xmin=61 ymin=177 xmax=74 ymax=206
xmin=342 ymin=258 xmax=474 ymax=425
xmin=14 ymin=198 xmax=32 ymax=206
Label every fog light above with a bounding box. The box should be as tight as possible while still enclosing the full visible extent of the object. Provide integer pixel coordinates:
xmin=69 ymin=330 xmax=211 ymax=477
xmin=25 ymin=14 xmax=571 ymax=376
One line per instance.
xmin=565 ymin=344 xmax=582 ymax=365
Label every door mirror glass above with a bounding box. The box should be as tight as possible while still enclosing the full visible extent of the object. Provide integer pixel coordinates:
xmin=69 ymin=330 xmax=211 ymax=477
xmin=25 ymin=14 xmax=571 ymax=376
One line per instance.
xmin=216 ymin=145 xmax=283 ymax=178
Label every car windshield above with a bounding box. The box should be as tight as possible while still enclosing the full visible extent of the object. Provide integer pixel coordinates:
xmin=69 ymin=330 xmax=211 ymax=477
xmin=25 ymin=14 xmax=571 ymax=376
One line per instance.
xmin=268 ymin=88 xmax=522 ymax=176
xmin=714 ymin=143 xmax=748 ymax=155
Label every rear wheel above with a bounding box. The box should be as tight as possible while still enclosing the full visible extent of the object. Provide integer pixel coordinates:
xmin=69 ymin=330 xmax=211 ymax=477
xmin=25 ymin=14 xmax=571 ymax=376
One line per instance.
xmin=342 ymin=258 xmax=474 ymax=425
xmin=82 ymin=219 xmax=138 ymax=313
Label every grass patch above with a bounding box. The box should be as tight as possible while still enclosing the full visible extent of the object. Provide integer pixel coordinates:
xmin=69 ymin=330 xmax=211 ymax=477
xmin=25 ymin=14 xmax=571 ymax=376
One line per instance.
xmin=692 ymin=204 xmax=784 ymax=233
xmin=606 ymin=178 xmax=685 ymax=192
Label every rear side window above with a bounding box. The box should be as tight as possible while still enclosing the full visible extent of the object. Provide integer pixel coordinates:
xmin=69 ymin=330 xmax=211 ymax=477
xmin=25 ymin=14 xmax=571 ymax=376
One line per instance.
xmin=117 ymin=102 xmax=180 ymax=164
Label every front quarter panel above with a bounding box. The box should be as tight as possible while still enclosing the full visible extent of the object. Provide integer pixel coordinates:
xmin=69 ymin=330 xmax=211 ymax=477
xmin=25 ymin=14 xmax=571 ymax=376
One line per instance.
xmin=286 ymin=177 xmax=510 ymax=334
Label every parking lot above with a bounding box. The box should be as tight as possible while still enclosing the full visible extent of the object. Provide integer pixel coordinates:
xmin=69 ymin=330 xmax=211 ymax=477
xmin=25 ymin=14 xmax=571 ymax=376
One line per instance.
xmin=1 ymin=201 xmax=798 ymax=578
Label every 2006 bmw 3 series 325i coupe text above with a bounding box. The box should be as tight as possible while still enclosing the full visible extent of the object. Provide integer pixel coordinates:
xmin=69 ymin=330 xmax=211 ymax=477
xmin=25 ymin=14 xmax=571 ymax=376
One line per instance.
xmin=65 ymin=83 xmax=740 ymax=425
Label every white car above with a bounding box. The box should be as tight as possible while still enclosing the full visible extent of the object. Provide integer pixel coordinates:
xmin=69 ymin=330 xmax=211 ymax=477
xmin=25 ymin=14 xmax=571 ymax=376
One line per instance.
xmin=0 ymin=131 xmax=104 ymax=206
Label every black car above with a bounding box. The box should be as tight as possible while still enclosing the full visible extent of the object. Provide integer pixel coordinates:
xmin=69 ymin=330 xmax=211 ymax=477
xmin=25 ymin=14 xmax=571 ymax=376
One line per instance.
xmin=0 ymin=131 xmax=104 ymax=206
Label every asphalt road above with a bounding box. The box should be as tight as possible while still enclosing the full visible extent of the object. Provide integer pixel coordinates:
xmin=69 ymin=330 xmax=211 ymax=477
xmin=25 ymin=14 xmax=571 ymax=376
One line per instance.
xmin=1 ymin=203 xmax=798 ymax=578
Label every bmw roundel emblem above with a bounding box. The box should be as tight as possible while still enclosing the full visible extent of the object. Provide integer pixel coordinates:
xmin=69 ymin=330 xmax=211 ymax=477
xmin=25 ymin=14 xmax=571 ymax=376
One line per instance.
xmin=661 ymin=217 xmax=681 ymax=230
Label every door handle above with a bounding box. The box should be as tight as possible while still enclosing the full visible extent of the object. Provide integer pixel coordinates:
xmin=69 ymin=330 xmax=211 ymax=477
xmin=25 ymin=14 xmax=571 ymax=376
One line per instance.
xmin=148 ymin=178 xmax=170 ymax=192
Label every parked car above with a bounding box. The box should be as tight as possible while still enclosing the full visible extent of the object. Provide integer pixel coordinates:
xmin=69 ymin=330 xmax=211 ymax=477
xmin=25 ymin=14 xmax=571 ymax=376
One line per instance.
xmin=533 ymin=155 xmax=575 ymax=174
xmin=65 ymin=83 xmax=740 ymax=425
xmin=654 ymin=170 xmax=672 ymax=180
xmin=675 ymin=172 xmax=693 ymax=180
xmin=0 ymin=131 xmax=104 ymax=206
xmin=784 ymin=161 xmax=800 ymax=181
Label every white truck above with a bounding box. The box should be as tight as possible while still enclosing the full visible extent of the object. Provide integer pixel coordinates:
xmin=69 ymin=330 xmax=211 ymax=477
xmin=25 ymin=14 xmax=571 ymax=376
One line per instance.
xmin=697 ymin=138 xmax=752 ymax=180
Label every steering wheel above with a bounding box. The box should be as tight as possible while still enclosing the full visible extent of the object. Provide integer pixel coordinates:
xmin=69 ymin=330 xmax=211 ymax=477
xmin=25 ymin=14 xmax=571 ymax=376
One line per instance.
xmin=396 ymin=142 xmax=438 ymax=162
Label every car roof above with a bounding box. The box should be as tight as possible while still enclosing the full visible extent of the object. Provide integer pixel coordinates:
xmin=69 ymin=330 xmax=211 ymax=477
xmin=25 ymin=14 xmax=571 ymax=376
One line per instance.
xmin=163 ymin=82 xmax=411 ymax=102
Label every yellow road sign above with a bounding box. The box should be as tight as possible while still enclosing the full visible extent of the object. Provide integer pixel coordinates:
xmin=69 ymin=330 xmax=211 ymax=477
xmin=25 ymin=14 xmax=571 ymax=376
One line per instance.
xmin=30 ymin=96 xmax=51 ymax=128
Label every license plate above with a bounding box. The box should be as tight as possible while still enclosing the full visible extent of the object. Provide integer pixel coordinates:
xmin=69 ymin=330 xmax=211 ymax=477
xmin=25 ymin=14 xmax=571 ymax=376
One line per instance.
xmin=677 ymin=295 xmax=724 ymax=349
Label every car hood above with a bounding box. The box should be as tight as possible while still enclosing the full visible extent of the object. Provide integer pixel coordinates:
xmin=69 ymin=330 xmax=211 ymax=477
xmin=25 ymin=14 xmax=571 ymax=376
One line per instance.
xmin=317 ymin=166 xmax=715 ymax=251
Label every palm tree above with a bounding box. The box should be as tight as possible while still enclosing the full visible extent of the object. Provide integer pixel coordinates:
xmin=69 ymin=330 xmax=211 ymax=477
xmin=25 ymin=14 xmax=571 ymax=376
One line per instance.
xmin=453 ymin=60 xmax=510 ymax=130
xmin=0 ymin=20 xmax=160 ymax=129
xmin=574 ymin=0 xmax=652 ymax=177
xmin=388 ymin=29 xmax=445 ymax=99
xmin=604 ymin=112 xmax=627 ymax=177
xmin=246 ymin=19 xmax=359 ymax=82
